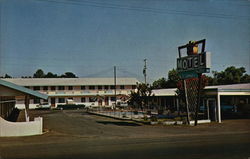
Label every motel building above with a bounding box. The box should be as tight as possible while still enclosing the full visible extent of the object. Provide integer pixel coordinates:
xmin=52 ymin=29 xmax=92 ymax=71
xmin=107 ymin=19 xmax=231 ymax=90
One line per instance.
xmin=1 ymin=78 xmax=139 ymax=109
xmin=150 ymin=83 xmax=250 ymax=123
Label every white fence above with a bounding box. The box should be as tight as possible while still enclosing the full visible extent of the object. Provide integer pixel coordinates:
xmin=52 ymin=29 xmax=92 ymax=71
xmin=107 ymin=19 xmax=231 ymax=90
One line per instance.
xmin=0 ymin=116 xmax=43 ymax=137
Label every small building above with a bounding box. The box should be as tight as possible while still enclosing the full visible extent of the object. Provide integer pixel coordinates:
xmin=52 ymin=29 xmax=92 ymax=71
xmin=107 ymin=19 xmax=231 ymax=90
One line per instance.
xmin=2 ymin=78 xmax=139 ymax=109
xmin=0 ymin=79 xmax=47 ymax=119
xmin=151 ymin=83 xmax=250 ymax=123
xmin=0 ymin=79 xmax=48 ymax=137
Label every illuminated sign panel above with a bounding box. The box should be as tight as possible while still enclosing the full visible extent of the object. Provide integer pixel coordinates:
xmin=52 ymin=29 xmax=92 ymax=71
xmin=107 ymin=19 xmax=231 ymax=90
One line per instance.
xmin=177 ymin=52 xmax=211 ymax=72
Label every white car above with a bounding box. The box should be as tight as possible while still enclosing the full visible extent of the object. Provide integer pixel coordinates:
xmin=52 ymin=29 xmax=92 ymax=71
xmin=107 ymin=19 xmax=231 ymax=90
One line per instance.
xmin=36 ymin=103 xmax=50 ymax=109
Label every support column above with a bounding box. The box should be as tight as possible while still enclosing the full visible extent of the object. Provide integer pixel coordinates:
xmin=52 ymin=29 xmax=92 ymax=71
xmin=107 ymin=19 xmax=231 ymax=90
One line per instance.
xmin=217 ymin=93 xmax=221 ymax=123
xmin=24 ymin=95 xmax=30 ymax=122
xmin=206 ymin=99 xmax=210 ymax=120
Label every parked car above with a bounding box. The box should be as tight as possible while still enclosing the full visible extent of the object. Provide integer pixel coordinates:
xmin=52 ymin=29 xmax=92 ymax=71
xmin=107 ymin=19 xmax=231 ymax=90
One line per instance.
xmin=36 ymin=103 xmax=50 ymax=109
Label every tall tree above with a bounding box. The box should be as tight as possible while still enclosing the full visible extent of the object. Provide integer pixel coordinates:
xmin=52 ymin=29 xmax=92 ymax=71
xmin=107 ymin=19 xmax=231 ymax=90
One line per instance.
xmin=33 ymin=69 xmax=45 ymax=78
xmin=213 ymin=66 xmax=249 ymax=85
xmin=166 ymin=68 xmax=180 ymax=88
xmin=60 ymin=72 xmax=77 ymax=78
xmin=45 ymin=72 xmax=58 ymax=78
xmin=152 ymin=77 xmax=168 ymax=89
xmin=128 ymin=83 xmax=153 ymax=109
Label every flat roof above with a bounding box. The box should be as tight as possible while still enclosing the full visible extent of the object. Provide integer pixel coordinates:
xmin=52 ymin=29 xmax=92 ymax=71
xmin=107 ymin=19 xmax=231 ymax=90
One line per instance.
xmin=152 ymin=83 xmax=250 ymax=96
xmin=1 ymin=78 xmax=139 ymax=86
xmin=0 ymin=79 xmax=48 ymax=99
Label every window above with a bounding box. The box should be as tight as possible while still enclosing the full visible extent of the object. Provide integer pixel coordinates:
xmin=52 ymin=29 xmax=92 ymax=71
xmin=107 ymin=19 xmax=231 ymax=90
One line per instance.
xmin=33 ymin=98 xmax=40 ymax=104
xmin=104 ymin=85 xmax=109 ymax=90
xmin=50 ymin=86 xmax=56 ymax=90
xmin=110 ymin=85 xmax=115 ymax=89
xmin=25 ymin=86 xmax=30 ymax=89
xmin=58 ymin=98 xmax=65 ymax=103
xmin=58 ymin=86 xmax=65 ymax=90
xmin=43 ymin=86 xmax=48 ymax=91
xmin=120 ymin=85 xmax=125 ymax=89
xmin=110 ymin=97 xmax=116 ymax=101
xmin=132 ymin=85 xmax=136 ymax=89
xmin=68 ymin=86 xmax=73 ymax=90
xmin=98 ymin=86 xmax=102 ymax=90
xmin=89 ymin=86 xmax=95 ymax=90
xmin=81 ymin=97 xmax=86 ymax=103
xmin=33 ymin=86 xmax=40 ymax=91
xmin=89 ymin=97 xmax=96 ymax=102
xmin=81 ymin=86 xmax=85 ymax=90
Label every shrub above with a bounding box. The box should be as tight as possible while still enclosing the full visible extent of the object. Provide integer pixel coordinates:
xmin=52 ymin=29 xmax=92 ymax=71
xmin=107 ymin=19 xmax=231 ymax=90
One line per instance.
xmin=57 ymin=104 xmax=85 ymax=110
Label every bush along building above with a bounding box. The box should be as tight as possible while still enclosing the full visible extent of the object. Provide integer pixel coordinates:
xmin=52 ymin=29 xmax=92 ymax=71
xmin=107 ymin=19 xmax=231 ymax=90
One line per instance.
xmin=2 ymin=78 xmax=138 ymax=109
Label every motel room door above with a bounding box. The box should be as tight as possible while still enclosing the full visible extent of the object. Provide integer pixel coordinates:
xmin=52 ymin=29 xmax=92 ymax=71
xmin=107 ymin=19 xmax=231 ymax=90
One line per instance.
xmin=207 ymin=98 xmax=217 ymax=121
xmin=51 ymin=98 xmax=56 ymax=107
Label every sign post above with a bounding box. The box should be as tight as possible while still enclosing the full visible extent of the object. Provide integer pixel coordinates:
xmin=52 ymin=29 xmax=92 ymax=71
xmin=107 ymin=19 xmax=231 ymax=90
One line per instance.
xmin=177 ymin=39 xmax=211 ymax=126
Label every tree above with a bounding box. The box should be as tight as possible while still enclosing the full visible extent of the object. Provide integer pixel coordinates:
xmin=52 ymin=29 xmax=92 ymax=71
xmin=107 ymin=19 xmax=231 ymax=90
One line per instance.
xmin=33 ymin=69 xmax=45 ymax=78
xmin=60 ymin=72 xmax=77 ymax=78
xmin=152 ymin=77 xmax=168 ymax=89
xmin=128 ymin=83 xmax=153 ymax=109
xmin=213 ymin=66 xmax=250 ymax=85
xmin=45 ymin=72 xmax=58 ymax=78
xmin=152 ymin=69 xmax=180 ymax=89
xmin=166 ymin=68 xmax=180 ymax=88
xmin=4 ymin=74 xmax=12 ymax=78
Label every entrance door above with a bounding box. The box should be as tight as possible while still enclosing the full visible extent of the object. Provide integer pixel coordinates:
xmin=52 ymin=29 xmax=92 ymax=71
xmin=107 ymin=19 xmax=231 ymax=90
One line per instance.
xmin=105 ymin=97 xmax=109 ymax=106
xmin=207 ymin=99 xmax=217 ymax=121
xmin=51 ymin=98 xmax=56 ymax=107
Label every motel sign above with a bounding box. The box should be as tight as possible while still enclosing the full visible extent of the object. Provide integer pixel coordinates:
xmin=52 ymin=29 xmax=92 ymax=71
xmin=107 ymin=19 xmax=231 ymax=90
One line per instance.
xmin=177 ymin=39 xmax=211 ymax=79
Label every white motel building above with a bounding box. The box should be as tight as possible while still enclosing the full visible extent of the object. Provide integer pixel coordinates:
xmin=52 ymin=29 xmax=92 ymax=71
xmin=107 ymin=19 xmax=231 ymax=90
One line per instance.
xmin=2 ymin=78 xmax=139 ymax=109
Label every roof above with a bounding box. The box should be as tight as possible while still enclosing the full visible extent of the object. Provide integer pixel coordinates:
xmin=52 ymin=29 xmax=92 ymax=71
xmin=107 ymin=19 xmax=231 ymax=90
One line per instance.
xmin=205 ymin=83 xmax=250 ymax=91
xmin=152 ymin=83 xmax=250 ymax=96
xmin=1 ymin=78 xmax=139 ymax=86
xmin=0 ymin=79 xmax=48 ymax=99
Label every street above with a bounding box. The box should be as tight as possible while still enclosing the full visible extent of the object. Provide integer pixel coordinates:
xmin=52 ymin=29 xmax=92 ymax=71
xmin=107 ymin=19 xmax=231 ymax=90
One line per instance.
xmin=0 ymin=110 xmax=250 ymax=159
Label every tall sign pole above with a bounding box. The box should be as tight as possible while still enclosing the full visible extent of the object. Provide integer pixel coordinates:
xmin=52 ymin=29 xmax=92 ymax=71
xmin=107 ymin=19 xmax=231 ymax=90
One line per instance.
xmin=114 ymin=66 xmax=117 ymax=109
xmin=177 ymin=39 xmax=211 ymax=126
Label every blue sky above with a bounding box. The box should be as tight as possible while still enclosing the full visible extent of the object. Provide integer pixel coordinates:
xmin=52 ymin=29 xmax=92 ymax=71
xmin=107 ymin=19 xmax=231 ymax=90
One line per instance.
xmin=0 ymin=0 xmax=249 ymax=82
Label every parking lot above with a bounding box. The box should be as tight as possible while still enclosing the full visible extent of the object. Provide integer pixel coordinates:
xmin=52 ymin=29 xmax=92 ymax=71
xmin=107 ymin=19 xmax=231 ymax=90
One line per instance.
xmin=0 ymin=109 xmax=250 ymax=159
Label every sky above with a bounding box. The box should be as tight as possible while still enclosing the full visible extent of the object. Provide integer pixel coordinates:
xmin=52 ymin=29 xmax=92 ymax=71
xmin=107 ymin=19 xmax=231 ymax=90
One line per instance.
xmin=0 ymin=0 xmax=249 ymax=83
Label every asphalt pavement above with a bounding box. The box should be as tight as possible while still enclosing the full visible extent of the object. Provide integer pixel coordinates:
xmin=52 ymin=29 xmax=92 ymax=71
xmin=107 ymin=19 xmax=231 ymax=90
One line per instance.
xmin=0 ymin=110 xmax=249 ymax=159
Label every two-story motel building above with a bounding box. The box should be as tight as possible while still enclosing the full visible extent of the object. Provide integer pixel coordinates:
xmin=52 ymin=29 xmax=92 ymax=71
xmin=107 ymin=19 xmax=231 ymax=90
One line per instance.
xmin=2 ymin=78 xmax=139 ymax=109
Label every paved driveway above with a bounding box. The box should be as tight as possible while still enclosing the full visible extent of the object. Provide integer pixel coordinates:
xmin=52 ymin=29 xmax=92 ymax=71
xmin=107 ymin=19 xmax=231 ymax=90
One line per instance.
xmin=0 ymin=110 xmax=249 ymax=159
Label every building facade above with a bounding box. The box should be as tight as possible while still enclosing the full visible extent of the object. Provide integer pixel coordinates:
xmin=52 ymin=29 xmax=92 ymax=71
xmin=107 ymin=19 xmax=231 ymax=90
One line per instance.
xmin=2 ymin=78 xmax=139 ymax=109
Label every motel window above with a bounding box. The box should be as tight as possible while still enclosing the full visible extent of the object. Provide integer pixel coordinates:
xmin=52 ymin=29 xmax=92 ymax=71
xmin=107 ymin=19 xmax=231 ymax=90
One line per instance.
xmin=68 ymin=86 xmax=73 ymax=90
xmin=89 ymin=97 xmax=96 ymax=102
xmin=132 ymin=85 xmax=136 ymax=89
xmin=58 ymin=86 xmax=65 ymax=90
xmin=110 ymin=97 xmax=116 ymax=101
xmin=104 ymin=85 xmax=109 ymax=90
xmin=81 ymin=97 xmax=86 ymax=103
xmin=81 ymin=86 xmax=85 ymax=90
xmin=120 ymin=85 xmax=125 ymax=89
xmin=43 ymin=86 xmax=48 ymax=91
xmin=50 ymin=86 xmax=56 ymax=90
xmin=98 ymin=86 xmax=102 ymax=90
xmin=25 ymin=86 xmax=30 ymax=89
xmin=89 ymin=86 xmax=95 ymax=90
xmin=33 ymin=98 xmax=40 ymax=104
xmin=58 ymin=98 xmax=65 ymax=103
xmin=110 ymin=85 xmax=115 ymax=89
xmin=33 ymin=86 xmax=40 ymax=91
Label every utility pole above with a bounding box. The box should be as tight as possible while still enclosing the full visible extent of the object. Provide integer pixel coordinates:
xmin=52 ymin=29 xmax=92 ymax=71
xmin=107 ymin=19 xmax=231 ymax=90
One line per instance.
xmin=143 ymin=59 xmax=147 ymax=84
xmin=114 ymin=66 xmax=117 ymax=109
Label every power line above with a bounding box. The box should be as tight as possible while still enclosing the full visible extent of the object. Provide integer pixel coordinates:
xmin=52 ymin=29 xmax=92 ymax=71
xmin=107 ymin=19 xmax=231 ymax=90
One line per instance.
xmin=34 ymin=0 xmax=250 ymax=20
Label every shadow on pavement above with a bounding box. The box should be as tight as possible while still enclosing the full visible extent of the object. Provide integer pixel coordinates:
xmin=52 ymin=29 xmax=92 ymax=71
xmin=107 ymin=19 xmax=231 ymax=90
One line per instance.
xmin=96 ymin=121 xmax=141 ymax=126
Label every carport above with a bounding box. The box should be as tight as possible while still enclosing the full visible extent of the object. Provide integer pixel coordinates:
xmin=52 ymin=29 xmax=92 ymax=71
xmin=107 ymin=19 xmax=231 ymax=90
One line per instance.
xmin=0 ymin=79 xmax=47 ymax=119
xmin=204 ymin=83 xmax=250 ymax=123
xmin=0 ymin=79 xmax=48 ymax=137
